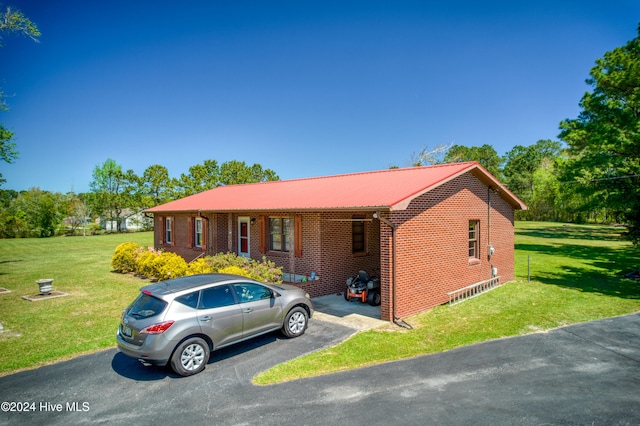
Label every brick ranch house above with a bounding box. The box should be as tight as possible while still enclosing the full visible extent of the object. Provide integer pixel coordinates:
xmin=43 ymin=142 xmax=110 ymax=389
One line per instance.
xmin=146 ymin=162 xmax=527 ymax=322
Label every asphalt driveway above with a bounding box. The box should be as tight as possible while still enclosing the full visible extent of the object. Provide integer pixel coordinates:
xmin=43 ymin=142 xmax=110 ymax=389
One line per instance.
xmin=1 ymin=313 xmax=639 ymax=425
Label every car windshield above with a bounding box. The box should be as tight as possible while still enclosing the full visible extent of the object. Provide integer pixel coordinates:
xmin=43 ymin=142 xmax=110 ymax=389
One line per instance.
xmin=127 ymin=293 xmax=167 ymax=319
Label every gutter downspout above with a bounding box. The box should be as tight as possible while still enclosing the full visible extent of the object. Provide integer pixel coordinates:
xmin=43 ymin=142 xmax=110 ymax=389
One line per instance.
xmin=488 ymin=187 xmax=497 ymax=280
xmin=375 ymin=211 xmax=412 ymax=329
xmin=488 ymin=187 xmax=492 ymax=279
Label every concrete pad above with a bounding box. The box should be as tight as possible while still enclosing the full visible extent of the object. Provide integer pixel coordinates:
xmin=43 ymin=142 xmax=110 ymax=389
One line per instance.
xmin=312 ymin=293 xmax=388 ymax=331
xmin=21 ymin=291 xmax=69 ymax=302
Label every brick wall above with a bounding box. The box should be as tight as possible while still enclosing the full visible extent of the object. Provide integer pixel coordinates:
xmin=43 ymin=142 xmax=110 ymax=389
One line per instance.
xmin=242 ymin=211 xmax=380 ymax=299
xmin=152 ymin=170 xmax=517 ymax=322
xmin=379 ymin=172 xmax=515 ymax=320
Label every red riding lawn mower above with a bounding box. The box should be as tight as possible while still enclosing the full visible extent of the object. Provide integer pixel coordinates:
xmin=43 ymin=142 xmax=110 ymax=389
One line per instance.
xmin=344 ymin=270 xmax=381 ymax=306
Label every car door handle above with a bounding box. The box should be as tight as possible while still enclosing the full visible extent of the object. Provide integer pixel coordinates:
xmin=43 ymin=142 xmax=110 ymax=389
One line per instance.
xmin=243 ymin=308 xmax=253 ymax=313
xmin=200 ymin=316 xmax=211 ymax=322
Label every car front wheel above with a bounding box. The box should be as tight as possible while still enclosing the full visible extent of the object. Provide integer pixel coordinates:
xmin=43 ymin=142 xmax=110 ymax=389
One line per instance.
xmin=282 ymin=307 xmax=308 ymax=338
xmin=170 ymin=337 xmax=210 ymax=377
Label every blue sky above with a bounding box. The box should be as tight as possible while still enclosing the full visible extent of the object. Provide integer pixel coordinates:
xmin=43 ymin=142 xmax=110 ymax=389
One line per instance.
xmin=1 ymin=1 xmax=638 ymax=193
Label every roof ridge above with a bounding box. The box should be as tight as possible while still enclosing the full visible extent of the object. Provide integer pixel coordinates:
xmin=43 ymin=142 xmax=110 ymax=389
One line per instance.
xmin=220 ymin=162 xmax=480 ymax=188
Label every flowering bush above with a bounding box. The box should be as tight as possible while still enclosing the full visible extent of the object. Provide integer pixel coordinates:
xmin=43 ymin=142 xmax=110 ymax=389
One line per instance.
xmin=247 ymin=256 xmax=283 ymax=283
xmin=207 ymin=252 xmax=249 ymax=271
xmin=135 ymin=248 xmax=162 ymax=278
xmin=204 ymin=252 xmax=283 ymax=283
xmin=218 ymin=265 xmax=252 ymax=278
xmin=187 ymin=258 xmax=214 ymax=276
xmin=111 ymin=245 xmax=283 ymax=284
xmin=153 ymin=251 xmax=188 ymax=281
xmin=111 ymin=242 xmax=142 ymax=273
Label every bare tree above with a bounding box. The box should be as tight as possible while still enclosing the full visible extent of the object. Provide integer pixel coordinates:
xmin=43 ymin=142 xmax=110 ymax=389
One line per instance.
xmin=409 ymin=142 xmax=454 ymax=166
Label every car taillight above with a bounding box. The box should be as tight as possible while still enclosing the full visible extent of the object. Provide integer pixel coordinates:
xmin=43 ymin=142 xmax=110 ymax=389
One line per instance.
xmin=140 ymin=321 xmax=174 ymax=334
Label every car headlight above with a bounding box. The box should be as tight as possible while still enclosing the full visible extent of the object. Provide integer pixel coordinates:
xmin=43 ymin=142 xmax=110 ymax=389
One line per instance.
xmin=305 ymin=293 xmax=310 ymax=299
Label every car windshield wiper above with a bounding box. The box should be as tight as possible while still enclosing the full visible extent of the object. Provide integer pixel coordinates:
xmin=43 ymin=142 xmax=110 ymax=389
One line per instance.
xmin=129 ymin=310 xmax=154 ymax=318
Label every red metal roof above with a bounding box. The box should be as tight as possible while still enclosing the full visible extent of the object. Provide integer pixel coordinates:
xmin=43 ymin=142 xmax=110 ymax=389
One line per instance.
xmin=147 ymin=162 xmax=527 ymax=213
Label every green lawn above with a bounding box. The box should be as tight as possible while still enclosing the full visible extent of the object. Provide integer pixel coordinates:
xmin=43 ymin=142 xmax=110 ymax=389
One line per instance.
xmin=0 ymin=232 xmax=152 ymax=375
xmin=253 ymin=222 xmax=640 ymax=384
xmin=1 ymin=223 xmax=639 ymax=380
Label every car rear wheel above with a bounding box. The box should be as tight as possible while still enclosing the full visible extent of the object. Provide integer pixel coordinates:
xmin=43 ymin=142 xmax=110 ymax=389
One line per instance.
xmin=282 ymin=307 xmax=308 ymax=338
xmin=170 ymin=337 xmax=210 ymax=377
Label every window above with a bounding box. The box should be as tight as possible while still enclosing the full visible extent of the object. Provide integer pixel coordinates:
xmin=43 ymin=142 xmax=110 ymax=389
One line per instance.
xmin=165 ymin=217 xmax=173 ymax=245
xmin=352 ymin=217 xmax=365 ymax=253
xmin=127 ymin=293 xmax=168 ymax=319
xmin=195 ymin=217 xmax=203 ymax=248
xmin=175 ymin=291 xmax=199 ymax=309
xmin=198 ymin=285 xmax=237 ymax=309
xmin=269 ymin=217 xmax=291 ymax=252
xmin=469 ymin=220 xmax=479 ymax=259
xmin=233 ymin=283 xmax=272 ymax=303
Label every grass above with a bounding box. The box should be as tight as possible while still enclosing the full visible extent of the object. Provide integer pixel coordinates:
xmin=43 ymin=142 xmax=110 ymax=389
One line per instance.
xmin=1 ymin=223 xmax=639 ymax=380
xmin=253 ymin=222 xmax=640 ymax=384
xmin=0 ymin=232 xmax=152 ymax=375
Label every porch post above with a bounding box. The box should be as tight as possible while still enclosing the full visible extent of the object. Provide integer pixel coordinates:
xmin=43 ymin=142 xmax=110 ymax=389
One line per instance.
xmin=227 ymin=213 xmax=233 ymax=252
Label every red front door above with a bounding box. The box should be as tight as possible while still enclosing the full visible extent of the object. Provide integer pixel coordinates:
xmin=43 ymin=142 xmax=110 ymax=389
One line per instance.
xmin=238 ymin=217 xmax=250 ymax=258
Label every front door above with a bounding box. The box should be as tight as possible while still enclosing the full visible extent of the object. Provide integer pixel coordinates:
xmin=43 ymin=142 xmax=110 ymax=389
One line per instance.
xmin=238 ymin=217 xmax=250 ymax=258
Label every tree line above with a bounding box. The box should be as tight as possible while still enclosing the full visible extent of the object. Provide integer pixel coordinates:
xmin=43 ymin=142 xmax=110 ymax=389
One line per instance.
xmin=0 ymin=159 xmax=278 ymax=238
xmin=413 ymin=140 xmax=591 ymax=224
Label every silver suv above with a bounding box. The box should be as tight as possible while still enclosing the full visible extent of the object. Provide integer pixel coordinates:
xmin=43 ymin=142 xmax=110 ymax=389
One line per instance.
xmin=117 ymin=274 xmax=313 ymax=376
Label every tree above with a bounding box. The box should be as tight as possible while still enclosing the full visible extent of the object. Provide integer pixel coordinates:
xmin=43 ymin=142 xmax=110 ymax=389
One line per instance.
xmin=139 ymin=164 xmax=172 ymax=207
xmin=218 ymin=160 xmax=279 ymax=186
xmin=0 ymin=188 xmax=66 ymax=237
xmin=559 ymin=25 xmax=640 ymax=243
xmin=0 ymin=125 xmax=16 ymax=185
xmin=66 ymin=192 xmax=92 ymax=236
xmin=172 ymin=159 xmax=221 ymax=198
xmin=89 ymin=158 xmax=138 ymax=232
xmin=172 ymin=159 xmax=279 ymax=198
xmin=503 ymin=140 xmax=563 ymax=220
xmin=0 ymin=5 xmax=40 ymax=186
xmin=444 ymin=144 xmax=503 ymax=178
xmin=409 ymin=142 xmax=453 ymax=166
xmin=0 ymin=4 xmax=40 ymax=46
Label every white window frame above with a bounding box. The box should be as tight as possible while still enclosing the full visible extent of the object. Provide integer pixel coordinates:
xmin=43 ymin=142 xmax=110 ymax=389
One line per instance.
xmin=195 ymin=217 xmax=203 ymax=248
xmin=165 ymin=217 xmax=173 ymax=245
xmin=468 ymin=220 xmax=479 ymax=259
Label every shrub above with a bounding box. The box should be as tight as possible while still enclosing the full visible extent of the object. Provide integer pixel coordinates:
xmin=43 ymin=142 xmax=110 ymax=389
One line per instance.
xmin=206 ymin=252 xmax=283 ymax=283
xmin=207 ymin=252 xmax=250 ymax=271
xmin=218 ymin=265 xmax=252 ymax=278
xmin=247 ymin=256 xmax=283 ymax=283
xmin=187 ymin=258 xmax=214 ymax=276
xmin=111 ymin=242 xmax=142 ymax=273
xmin=113 ymin=246 xmax=283 ymax=284
xmin=153 ymin=251 xmax=188 ymax=281
xmin=135 ymin=248 xmax=161 ymax=278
